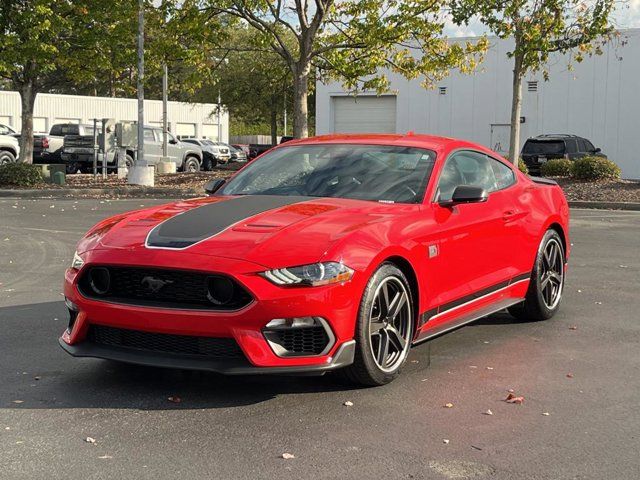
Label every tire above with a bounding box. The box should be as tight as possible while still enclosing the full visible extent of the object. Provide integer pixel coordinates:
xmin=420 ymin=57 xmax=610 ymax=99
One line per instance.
xmin=342 ymin=263 xmax=414 ymax=386
xmin=202 ymin=154 xmax=216 ymax=171
xmin=509 ymin=229 xmax=565 ymax=321
xmin=124 ymin=154 xmax=134 ymax=169
xmin=0 ymin=150 xmax=16 ymax=165
xmin=182 ymin=156 xmax=200 ymax=173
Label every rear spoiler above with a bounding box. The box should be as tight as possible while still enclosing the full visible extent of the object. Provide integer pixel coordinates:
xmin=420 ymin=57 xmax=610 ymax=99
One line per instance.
xmin=529 ymin=176 xmax=558 ymax=186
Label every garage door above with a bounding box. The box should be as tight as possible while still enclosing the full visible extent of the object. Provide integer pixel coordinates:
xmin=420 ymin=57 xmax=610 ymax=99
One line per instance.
xmin=332 ymin=96 xmax=396 ymax=134
xmin=175 ymin=123 xmax=196 ymax=138
xmin=201 ymin=124 xmax=218 ymax=140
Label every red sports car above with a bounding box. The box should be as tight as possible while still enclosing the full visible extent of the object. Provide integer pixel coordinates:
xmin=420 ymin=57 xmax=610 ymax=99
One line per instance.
xmin=60 ymin=134 xmax=569 ymax=385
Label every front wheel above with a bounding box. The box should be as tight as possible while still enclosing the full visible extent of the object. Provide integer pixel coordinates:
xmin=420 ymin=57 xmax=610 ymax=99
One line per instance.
xmin=182 ymin=156 xmax=200 ymax=173
xmin=509 ymin=229 xmax=565 ymax=321
xmin=342 ymin=263 xmax=414 ymax=386
xmin=0 ymin=150 xmax=16 ymax=165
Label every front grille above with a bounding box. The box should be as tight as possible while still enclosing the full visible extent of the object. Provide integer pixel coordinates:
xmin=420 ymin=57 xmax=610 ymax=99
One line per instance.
xmin=267 ymin=326 xmax=330 ymax=355
xmin=87 ymin=325 xmax=244 ymax=358
xmin=78 ymin=266 xmax=252 ymax=310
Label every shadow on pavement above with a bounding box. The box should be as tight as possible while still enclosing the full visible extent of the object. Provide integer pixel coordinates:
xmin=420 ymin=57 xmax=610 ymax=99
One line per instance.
xmin=0 ymin=301 xmax=359 ymax=412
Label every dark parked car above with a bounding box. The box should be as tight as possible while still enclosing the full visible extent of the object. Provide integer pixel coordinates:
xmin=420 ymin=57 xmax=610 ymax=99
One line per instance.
xmin=521 ymin=134 xmax=606 ymax=174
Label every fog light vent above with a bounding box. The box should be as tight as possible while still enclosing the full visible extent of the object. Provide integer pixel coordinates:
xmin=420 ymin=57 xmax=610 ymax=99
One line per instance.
xmin=263 ymin=317 xmax=335 ymax=357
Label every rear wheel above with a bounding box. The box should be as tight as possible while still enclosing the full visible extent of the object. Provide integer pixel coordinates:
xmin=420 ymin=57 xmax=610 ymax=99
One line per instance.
xmin=343 ymin=263 xmax=414 ymax=386
xmin=124 ymin=154 xmax=134 ymax=169
xmin=182 ymin=155 xmax=200 ymax=173
xmin=509 ymin=229 xmax=565 ymax=321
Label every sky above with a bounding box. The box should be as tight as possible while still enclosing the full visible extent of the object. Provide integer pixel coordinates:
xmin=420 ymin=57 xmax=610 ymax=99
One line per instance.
xmin=444 ymin=1 xmax=640 ymax=37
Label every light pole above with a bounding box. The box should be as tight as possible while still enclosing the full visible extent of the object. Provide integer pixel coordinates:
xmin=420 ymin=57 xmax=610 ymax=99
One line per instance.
xmin=136 ymin=0 xmax=144 ymax=165
xmin=162 ymin=64 xmax=168 ymax=157
xmin=217 ymin=89 xmax=222 ymax=142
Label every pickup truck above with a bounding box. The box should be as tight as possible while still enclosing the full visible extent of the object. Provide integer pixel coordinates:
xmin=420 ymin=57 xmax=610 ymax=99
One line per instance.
xmin=0 ymin=134 xmax=20 ymax=164
xmin=62 ymin=126 xmax=203 ymax=173
xmin=34 ymin=123 xmax=96 ymax=165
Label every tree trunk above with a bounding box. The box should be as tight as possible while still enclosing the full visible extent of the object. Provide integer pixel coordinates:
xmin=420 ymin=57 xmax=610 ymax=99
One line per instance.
xmin=18 ymin=81 xmax=37 ymax=164
xmin=270 ymin=94 xmax=278 ymax=146
xmin=292 ymin=62 xmax=310 ymax=139
xmin=508 ymin=50 xmax=525 ymax=166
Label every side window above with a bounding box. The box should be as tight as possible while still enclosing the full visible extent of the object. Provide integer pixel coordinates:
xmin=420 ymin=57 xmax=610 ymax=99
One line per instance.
xmin=50 ymin=125 xmax=61 ymax=136
xmin=143 ymin=128 xmax=155 ymax=142
xmin=437 ymin=151 xmax=499 ymax=201
xmin=584 ymin=139 xmax=595 ymax=152
xmin=565 ymin=139 xmax=578 ymax=154
xmin=0 ymin=125 xmax=8 ymax=135
xmin=487 ymin=156 xmax=516 ymax=190
xmin=577 ymin=138 xmax=587 ymax=152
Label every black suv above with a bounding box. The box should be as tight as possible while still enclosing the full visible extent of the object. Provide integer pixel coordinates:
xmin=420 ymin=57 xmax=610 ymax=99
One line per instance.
xmin=521 ymin=134 xmax=606 ymax=174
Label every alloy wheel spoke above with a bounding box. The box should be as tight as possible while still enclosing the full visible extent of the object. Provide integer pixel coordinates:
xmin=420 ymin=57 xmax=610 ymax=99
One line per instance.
xmin=380 ymin=283 xmax=391 ymax=317
xmin=376 ymin=330 xmax=390 ymax=366
xmin=386 ymin=325 xmax=406 ymax=352
xmin=387 ymin=291 xmax=407 ymax=321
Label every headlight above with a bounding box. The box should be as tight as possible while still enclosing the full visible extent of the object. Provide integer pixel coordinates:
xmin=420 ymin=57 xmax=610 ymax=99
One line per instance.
xmin=261 ymin=262 xmax=354 ymax=287
xmin=71 ymin=251 xmax=84 ymax=270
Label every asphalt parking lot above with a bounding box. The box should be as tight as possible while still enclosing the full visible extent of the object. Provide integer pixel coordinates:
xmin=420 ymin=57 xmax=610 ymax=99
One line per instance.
xmin=1 ymin=199 xmax=639 ymax=480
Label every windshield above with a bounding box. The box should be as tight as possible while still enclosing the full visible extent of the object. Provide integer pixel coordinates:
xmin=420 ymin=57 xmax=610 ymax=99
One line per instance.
xmin=523 ymin=140 xmax=565 ymax=155
xmin=219 ymin=144 xmax=436 ymax=203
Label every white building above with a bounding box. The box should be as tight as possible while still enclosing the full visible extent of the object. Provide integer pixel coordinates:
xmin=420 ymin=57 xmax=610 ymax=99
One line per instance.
xmin=0 ymin=91 xmax=229 ymax=142
xmin=316 ymin=28 xmax=640 ymax=179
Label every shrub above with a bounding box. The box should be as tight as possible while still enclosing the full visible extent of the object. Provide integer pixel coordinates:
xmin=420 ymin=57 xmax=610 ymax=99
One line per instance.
xmin=0 ymin=162 xmax=44 ymax=187
xmin=540 ymin=158 xmax=574 ymax=177
xmin=517 ymin=158 xmax=529 ymax=175
xmin=572 ymin=157 xmax=621 ymax=180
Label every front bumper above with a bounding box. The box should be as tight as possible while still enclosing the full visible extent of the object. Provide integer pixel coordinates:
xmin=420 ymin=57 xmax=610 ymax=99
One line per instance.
xmin=60 ymin=250 xmax=362 ymax=374
xmin=58 ymin=337 xmax=355 ymax=375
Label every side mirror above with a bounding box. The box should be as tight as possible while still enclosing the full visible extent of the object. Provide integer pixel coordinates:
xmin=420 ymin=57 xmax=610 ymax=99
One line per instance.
xmin=204 ymin=178 xmax=225 ymax=194
xmin=593 ymin=147 xmax=601 ymax=153
xmin=439 ymin=185 xmax=488 ymax=206
xmin=169 ymin=139 xmax=178 ymax=145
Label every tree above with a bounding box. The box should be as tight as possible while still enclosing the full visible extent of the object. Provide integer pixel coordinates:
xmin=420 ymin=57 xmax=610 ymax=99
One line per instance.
xmin=209 ymin=1 xmax=487 ymax=138
xmin=451 ymin=0 xmax=616 ymax=164
xmin=0 ymin=0 xmax=74 ymax=162
xmin=0 ymin=0 xmax=225 ymax=162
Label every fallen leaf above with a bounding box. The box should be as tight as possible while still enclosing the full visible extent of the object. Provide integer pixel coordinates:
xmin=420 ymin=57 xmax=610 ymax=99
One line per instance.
xmin=443 ymin=439 xmax=450 ymax=444
xmin=507 ymin=388 xmax=515 ymax=393
xmin=595 ymin=301 xmax=602 ymax=305
xmin=619 ymin=265 xmax=628 ymax=268
xmin=469 ymin=365 xmax=477 ymax=369
xmin=566 ymin=373 xmax=574 ymax=378
xmin=569 ymin=325 xmax=577 ymax=330
xmin=486 ymin=366 xmax=494 ymax=370
xmin=98 ymin=455 xmax=113 ymax=459
xmin=34 ymin=376 xmax=41 ymax=381
xmin=484 ymin=409 xmax=493 ymax=416
xmin=12 ymin=400 xmax=23 ymax=404
xmin=505 ymin=393 xmax=525 ymax=404
xmin=343 ymin=401 xmax=354 ymax=407
xmin=282 ymin=453 xmax=295 ymax=459
xmin=577 ymin=289 xmax=582 ymax=293
xmin=444 ymin=403 xmax=454 ymax=408
xmin=542 ymin=412 xmax=550 ymax=416
xmin=167 ymin=396 xmax=181 ymax=403
xmin=85 ymin=437 xmax=96 ymax=444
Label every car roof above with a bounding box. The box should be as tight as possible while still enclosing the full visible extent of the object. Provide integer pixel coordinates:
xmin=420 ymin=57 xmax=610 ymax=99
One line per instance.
xmin=277 ymin=133 xmax=484 ymax=154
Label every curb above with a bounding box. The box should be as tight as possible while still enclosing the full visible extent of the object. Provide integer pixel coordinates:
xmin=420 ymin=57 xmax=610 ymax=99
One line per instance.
xmin=568 ymin=201 xmax=640 ymax=211
xmin=0 ymin=187 xmax=203 ymax=199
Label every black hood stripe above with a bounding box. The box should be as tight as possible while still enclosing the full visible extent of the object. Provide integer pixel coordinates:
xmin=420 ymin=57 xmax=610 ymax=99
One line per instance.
xmin=146 ymin=195 xmax=314 ymax=249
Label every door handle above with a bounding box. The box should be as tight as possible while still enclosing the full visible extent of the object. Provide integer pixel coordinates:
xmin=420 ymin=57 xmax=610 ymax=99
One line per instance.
xmin=502 ymin=210 xmax=518 ymax=221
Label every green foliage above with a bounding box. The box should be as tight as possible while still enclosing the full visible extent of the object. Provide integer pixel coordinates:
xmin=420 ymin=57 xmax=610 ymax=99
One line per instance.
xmin=210 ymin=1 xmax=489 ymax=137
xmin=572 ymin=157 xmax=621 ymax=180
xmin=541 ymin=159 xmax=574 ymax=177
xmin=450 ymin=0 xmax=616 ymax=77
xmin=518 ymin=158 xmax=529 ymax=174
xmin=0 ymin=163 xmax=43 ymax=187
